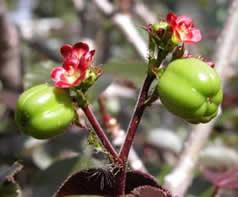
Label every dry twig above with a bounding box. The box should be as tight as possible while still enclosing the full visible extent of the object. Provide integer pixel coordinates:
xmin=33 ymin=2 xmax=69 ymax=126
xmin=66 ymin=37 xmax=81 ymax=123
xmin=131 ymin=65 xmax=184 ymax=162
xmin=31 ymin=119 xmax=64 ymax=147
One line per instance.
xmin=134 ymin=2 xmax=158 ymax=24
xmin=0 ymin=0 xmax=21 ymax=90
xmin=93 ymin=0 xmax=147 ymax=60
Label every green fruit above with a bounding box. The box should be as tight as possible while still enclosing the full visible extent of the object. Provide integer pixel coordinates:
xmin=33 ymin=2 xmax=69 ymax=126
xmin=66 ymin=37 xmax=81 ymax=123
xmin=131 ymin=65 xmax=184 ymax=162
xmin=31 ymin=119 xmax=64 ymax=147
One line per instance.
xmin=157 ymin=58 xmax=223 ymax=123
xmin=15 ymin=84 xmax=75 ymax=139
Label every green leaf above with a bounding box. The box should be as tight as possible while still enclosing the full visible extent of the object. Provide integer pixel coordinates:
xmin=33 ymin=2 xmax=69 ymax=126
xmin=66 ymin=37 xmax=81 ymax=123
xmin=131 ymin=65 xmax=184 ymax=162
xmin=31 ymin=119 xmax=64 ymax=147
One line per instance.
xmin=103 ymin=61 xmax=147 ymax=85
xmin=87 ymin=74 xmax=114 ymax=102
xmin=197 ymin=186 xmax=214 ymax=197
xmin=157 ymin=165 xmax=172 ymax=184
xmin=24 ymin=61 xmax=54 ymax=89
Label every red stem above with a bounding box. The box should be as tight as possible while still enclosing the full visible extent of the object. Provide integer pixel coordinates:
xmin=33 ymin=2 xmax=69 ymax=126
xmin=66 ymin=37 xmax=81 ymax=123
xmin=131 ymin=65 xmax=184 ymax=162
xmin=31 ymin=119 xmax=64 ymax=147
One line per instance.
xmin=114 ymin=45 xmax=167 ymax=195
xmin=211 ymin=186 xmax=220 ymax=197
xmin=82 ymin=105 xmax=119 ymax=163
xmin=114 ymin=74 xmax=154 ymax=195
xmin=114 ymin=167 xmax=126 ymax=196
xmin=119 ymin=74 xmax=154 ymax=161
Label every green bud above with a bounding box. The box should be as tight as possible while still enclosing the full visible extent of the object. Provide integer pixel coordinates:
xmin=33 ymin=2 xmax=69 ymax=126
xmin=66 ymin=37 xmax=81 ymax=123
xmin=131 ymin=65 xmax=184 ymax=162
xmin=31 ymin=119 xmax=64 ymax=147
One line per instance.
xmin=152 ymin=22 xmax=169 ymax=32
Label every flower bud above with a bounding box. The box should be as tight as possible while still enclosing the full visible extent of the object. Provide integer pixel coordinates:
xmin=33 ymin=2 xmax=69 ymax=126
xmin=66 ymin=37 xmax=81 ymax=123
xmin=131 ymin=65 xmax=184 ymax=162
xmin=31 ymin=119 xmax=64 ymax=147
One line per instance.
xmin=152 ymin=22 xmax=168 ymax=32
xmin=76 ymin=67 xmax=102 ymax=92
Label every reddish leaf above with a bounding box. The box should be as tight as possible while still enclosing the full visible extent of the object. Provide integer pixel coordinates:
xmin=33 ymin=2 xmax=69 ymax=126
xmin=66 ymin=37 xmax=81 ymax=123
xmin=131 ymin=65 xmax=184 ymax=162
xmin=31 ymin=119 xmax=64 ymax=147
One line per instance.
xmin=203 ymin=167 xmax=238 ymax=189
xmin=54 ymin=168 xmax=169 ymax=196
xmin=55 ymin=168 xmax=114 ymax=197
xmin=125 ymin=170 xmax=160 ymax=193
xmin=126 ymin=185 xmax=172 ymax=197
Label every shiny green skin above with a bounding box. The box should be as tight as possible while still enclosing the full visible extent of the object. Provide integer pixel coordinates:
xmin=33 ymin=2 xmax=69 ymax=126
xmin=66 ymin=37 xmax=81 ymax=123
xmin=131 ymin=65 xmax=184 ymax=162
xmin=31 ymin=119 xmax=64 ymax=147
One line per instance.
xmin=157 ymin=58 xmax=223 ymax=123
xmin=15 ymin=84 xmax=75 ymax=139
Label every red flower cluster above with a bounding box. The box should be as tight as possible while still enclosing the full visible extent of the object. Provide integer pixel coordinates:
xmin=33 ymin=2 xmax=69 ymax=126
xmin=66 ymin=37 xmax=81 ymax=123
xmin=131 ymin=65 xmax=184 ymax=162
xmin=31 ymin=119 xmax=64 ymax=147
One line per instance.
xmin=166 ymin=12 xmax=202 ymax=44
xmin=51 ymin=42 xmax=95 ymax=88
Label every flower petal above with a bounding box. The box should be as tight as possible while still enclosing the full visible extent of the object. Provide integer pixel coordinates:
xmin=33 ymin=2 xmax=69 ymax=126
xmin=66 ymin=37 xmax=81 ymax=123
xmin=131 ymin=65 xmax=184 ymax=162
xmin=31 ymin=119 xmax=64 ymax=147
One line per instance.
xmin=51 ymin=67 xmax=66 ymax=82
xmin=166 ymin=12 xmax=177 ymax=26
xmin=190 ymin=28 xmax=202 ymax=42
xmin=71 ymin=71 xmax=86 ymax=87
xmin=54 ymin=81 xmax=72 ymax=88
xmin=86 ymin=50 xmax=96 ymax=63
xmin=63 ymin=57 xmax=80 ymax=70
xmin=176 ymin=16 xmax=193 ymax=26
xmin=183 ymin=28 xmax=202 ymax=44
xmin=50 ymin=67 xmax=72 ymax=88
xmin=60 ymin=44 xmax=73 ymax=58
xmin=73 ymin=42 xmax=89 ymax=58
xmin=78 ymin=50 xmax=95 ymax=71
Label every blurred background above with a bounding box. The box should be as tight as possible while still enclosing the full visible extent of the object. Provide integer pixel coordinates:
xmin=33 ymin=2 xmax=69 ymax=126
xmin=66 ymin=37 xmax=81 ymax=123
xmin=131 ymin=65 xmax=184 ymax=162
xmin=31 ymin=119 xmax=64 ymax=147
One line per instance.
xmin=0 ymin=0 xmax=238 ymax=196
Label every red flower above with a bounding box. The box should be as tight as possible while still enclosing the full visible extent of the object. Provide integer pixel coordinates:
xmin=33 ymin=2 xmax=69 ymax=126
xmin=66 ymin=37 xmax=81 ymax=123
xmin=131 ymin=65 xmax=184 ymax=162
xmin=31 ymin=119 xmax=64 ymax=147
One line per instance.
xmin=166 ymin=12 xmax=202 ymax=44
xmin=51 ymin=42 xmax=95 ymax=88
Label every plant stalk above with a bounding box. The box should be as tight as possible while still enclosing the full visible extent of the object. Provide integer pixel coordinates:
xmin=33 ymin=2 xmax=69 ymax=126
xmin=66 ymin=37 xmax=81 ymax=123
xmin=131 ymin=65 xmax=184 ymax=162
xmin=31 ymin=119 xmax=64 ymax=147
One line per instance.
xmin=82 ymin=105 xmax=120 ymax=163
xmin=114 ymin=45 xmax=169 ymax=195
xmin=113 ymin=74 xmax=154 ymax=195
xmin=119 ymin=74 xmax=154 ymax=162
xmin=211 ymin=186 xmax=220 ymax=197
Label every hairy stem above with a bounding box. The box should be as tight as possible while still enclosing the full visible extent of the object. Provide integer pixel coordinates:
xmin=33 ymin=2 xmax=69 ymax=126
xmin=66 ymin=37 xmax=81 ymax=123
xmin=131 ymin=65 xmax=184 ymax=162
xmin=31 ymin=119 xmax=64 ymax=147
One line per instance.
xmin=98 ymin=96 xmax=148 ymax=172
xmin=82 ymin=105 xmax=119 ymax=163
